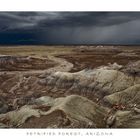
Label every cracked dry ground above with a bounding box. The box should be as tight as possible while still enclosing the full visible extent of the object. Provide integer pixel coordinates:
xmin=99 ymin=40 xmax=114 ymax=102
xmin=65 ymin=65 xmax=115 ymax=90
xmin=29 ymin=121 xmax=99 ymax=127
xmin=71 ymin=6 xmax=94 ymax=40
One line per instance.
xmin=0 ymin=46 xmax=140 ymax=128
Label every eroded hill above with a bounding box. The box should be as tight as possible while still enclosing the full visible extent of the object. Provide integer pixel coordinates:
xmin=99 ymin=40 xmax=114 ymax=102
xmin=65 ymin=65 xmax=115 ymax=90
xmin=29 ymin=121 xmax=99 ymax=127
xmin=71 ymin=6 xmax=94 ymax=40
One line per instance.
xmin=0 ymin=46 xmax=140 ymax=128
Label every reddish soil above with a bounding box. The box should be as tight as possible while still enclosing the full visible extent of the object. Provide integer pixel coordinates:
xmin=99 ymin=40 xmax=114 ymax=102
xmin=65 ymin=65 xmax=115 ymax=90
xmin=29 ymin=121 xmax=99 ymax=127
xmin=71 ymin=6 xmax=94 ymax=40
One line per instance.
xmin=57 ymin=47 xmax=140 ymax=72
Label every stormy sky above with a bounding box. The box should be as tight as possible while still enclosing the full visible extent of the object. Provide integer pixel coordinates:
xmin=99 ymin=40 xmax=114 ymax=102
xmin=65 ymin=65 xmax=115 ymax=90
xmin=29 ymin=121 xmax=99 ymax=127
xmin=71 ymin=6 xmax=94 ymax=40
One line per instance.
xmin=0 ymin=12 xmax=140 ymax=45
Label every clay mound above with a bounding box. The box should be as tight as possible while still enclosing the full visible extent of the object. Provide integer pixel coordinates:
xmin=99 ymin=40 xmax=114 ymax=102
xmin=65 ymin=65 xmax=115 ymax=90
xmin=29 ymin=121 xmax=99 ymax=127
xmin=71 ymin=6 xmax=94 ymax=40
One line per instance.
xmin=122 ymin=60 xmax=140 ymax=76
xmin=103 ymin=84 xmax=140 ymax=108
xmin=0 ymin=105 xmax=40 ymax=127
xmin=113 ymin=110 xmax=140 ymax=128
xmin=0 ymin=55 xmax=55 ymax=71
xmin=2 ymin=94 xmax=140 ymax=128
xmin=22 ymin=109 xmax=71 ymax=128
xmin=0 ymin=95 xmax=108 ymax=128
xmin=40 ymin=66 xmax=139 ymax=100
xmin=45 ymin=95 xmax=108 ymax=128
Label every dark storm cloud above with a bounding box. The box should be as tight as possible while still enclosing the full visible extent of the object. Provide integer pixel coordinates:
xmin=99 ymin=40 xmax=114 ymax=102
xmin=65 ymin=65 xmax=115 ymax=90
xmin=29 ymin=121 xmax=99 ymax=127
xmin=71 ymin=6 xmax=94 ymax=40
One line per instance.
xmin=0 ymin=12 xmax=140 ymax=45
xmin=38 ymin=12 xmax=140 ymax=27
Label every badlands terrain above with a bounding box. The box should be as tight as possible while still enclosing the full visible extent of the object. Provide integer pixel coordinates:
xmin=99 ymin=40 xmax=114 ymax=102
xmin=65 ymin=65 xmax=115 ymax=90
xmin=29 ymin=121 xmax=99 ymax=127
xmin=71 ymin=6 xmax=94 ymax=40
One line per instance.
xmin=0 ymin=45 xmax=140 ymax=128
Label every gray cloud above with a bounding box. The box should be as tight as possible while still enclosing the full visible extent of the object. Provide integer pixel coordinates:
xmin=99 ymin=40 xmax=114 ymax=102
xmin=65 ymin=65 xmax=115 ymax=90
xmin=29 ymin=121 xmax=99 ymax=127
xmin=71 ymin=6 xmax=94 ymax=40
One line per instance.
xmin=0 ymin=12 xmax=140 ymax=45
